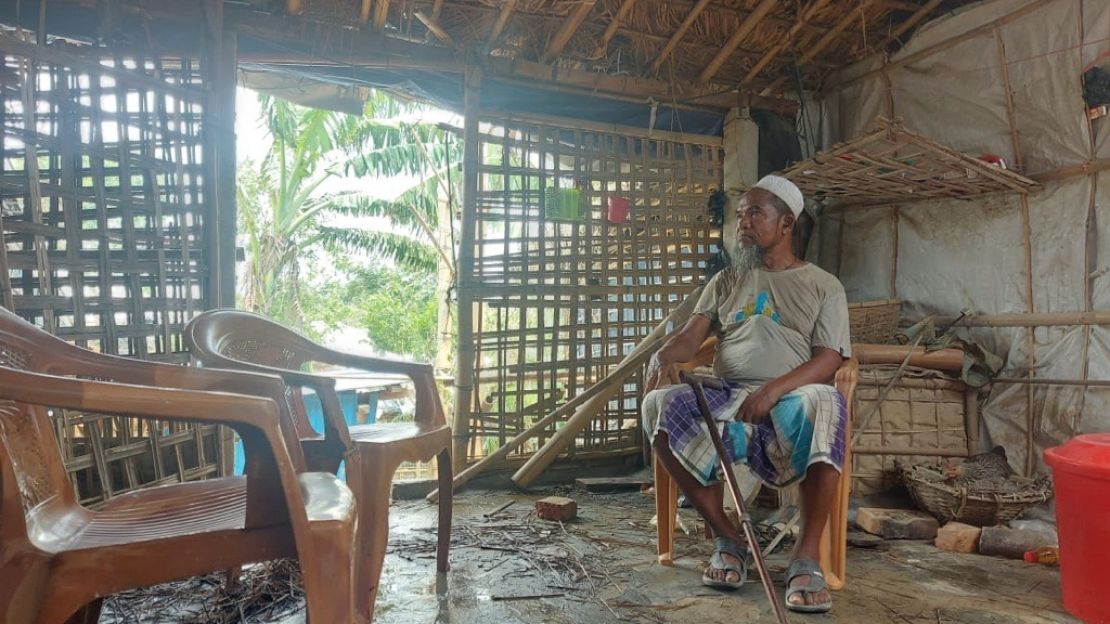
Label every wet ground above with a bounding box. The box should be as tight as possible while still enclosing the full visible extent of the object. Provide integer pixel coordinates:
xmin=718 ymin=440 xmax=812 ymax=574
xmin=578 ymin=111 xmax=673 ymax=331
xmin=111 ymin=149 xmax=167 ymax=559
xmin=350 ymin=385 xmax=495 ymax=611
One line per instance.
xmin=295 ymin=488 xmax=1075 ymax=624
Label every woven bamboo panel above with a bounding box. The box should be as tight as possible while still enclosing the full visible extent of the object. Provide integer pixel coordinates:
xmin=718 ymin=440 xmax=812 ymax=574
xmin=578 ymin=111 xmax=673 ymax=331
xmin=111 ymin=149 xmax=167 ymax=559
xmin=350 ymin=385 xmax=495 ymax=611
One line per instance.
xmin=783 ymin=117 xmax=1040 ymax=205
xmin=852 ymin=367 xmax=970 ymax=495
xmin=464 ymin=114 xmax=722 ymax=462
xmin=0 ymin=36 xmax=220 ymax=506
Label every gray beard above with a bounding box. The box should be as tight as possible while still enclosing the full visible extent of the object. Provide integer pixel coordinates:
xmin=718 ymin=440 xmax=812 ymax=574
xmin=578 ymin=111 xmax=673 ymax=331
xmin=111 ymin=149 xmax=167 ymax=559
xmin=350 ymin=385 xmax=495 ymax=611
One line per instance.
xmin=731 ymin=244 xmax=764 ymax=273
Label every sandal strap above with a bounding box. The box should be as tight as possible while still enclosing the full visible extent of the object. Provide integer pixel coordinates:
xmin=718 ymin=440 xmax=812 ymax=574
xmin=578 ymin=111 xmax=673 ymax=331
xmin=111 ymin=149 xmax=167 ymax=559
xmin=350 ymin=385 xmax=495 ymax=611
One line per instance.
xmin=786 ymin=559 xmax=828 ymax=594
xmin=713 ymin=536 xmax=746 ymax=560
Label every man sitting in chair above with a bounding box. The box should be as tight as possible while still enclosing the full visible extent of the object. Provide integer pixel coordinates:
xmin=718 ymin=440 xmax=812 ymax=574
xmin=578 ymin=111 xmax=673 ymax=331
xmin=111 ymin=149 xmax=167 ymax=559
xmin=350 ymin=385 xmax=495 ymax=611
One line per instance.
xmin=642 ymin=175 xmax=850 ymax=614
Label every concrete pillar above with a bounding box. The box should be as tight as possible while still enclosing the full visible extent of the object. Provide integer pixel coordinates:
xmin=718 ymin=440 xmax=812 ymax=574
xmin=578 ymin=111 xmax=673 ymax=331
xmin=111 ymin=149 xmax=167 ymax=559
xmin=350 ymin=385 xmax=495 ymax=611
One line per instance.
xmin=721 ymin=107 xmax=758 ymax=258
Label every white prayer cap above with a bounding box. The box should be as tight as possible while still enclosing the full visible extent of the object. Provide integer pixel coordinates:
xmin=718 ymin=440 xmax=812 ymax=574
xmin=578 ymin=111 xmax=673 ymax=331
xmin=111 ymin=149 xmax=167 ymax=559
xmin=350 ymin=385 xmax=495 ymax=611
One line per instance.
xmin=750 ymin=175 xmax=804 ymax=218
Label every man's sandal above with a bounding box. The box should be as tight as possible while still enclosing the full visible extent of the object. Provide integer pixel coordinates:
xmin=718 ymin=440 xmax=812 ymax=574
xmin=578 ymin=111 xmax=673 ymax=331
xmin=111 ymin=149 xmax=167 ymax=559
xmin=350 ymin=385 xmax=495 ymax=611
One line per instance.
xmin=701 ymin=536 xmax=748 ymax=590
xmin=785 ymin=559 xmax=832 ymax=613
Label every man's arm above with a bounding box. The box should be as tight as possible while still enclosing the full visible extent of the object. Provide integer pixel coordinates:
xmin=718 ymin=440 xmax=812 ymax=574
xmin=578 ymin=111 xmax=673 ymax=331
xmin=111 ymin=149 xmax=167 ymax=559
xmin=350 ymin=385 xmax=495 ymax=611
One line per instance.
xmin=735 ymin=347 xmax=843 ymax=423
xmin=644 ymin=314 xmax=713 ymax=392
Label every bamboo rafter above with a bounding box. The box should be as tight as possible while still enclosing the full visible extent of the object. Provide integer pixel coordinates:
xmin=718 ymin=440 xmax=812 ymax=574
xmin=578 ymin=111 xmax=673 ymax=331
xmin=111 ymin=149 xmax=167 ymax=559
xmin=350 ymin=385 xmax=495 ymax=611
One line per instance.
xmin=783 ymin=117 xmax=1040 ymax=205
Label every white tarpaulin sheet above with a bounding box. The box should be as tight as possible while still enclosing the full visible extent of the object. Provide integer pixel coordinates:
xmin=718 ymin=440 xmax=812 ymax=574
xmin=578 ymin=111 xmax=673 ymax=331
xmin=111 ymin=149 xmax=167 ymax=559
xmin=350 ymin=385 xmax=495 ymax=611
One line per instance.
xmin=815 ymin=0 xmax=1110 ymax=473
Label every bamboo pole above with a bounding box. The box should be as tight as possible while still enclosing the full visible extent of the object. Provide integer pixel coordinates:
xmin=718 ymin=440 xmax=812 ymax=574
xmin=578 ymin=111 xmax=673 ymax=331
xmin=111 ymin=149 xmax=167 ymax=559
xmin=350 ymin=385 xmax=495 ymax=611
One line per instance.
xmin=992 ymin=377 xmax=1110 ymax=388
xmin=510 ymin=288 xmax=704 ymax=488
xmin=698 ymin=0 xmax=777 ymax=83
xmin=650 ymin=0 xmax=712 ymax=73
xmin=452 ymin=68 xmax=481 ymax=473
xmin=486 ymin=0 xmax=518 ymax=47
xmin=928 ymin=311 xmax=1110 ymax=327
xmin=597 ymin=0 xmax=639 ymax=53
xmin=428 ymin=286 xmax=703 ymax=501
xmin=542 ymin=0 xmax=597 ymax=64
xmin=415 ymin=12 xmax=454 ymax=45
xmin=853 ymin=344 xmax=963 ymax=371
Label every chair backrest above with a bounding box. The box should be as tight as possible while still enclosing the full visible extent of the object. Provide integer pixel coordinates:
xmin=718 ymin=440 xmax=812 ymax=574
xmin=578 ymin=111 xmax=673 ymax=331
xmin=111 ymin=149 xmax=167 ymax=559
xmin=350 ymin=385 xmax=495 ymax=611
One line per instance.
xmin=0 ymin=310 xmax=83 ymax=537
xmin=186 ymin=310 xmax=323 ymax=438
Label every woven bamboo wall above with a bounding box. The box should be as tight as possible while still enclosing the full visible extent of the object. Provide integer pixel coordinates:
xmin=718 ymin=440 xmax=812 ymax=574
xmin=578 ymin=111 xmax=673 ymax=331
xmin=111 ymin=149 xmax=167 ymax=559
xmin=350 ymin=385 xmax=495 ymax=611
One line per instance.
xmin=0 ymin=35 xmax=221 ymax=506
xmin=463 ymin=114 xmax=722 ymax=463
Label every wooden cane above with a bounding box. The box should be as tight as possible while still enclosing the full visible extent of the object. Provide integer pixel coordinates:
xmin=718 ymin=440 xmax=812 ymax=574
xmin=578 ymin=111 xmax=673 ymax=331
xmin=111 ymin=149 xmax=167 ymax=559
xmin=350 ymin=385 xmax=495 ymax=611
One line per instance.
xmin=681 ymin=371 xmax=790 ymax=624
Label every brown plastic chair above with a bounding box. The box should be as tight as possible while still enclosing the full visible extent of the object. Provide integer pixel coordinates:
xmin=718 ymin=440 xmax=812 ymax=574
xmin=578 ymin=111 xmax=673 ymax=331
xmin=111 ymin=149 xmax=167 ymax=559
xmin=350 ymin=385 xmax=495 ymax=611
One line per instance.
xmin=0 ymin=309 xmax=364 ymax=624
xmin=185 ymin=309 xmax=452 ymax=621
xmin=653 ymin=336 xmax=859 ymax=590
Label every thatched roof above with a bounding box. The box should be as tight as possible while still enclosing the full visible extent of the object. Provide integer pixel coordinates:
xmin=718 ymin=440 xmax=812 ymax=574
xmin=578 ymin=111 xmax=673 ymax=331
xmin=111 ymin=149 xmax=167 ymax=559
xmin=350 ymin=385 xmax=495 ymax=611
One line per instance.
xmin=280 ymin=0 xmax=976 ymax=101
xmin=2 ymin=0 xmax=977 ymax=120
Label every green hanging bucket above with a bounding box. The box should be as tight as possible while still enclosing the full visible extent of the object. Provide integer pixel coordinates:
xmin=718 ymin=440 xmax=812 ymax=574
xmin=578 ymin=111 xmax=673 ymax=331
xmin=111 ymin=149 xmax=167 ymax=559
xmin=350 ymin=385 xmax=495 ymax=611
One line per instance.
xmin=544 ymin=187 xmax=583 ymax=221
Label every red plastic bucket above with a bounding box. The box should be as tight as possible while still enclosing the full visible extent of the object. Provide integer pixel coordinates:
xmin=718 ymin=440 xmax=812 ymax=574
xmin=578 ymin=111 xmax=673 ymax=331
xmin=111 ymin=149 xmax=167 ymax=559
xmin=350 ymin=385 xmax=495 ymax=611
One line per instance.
xmin=607 ymin=196 xmax=630 ymax=223
xmin=1045 ymin=434 xmax=1110 ymax=623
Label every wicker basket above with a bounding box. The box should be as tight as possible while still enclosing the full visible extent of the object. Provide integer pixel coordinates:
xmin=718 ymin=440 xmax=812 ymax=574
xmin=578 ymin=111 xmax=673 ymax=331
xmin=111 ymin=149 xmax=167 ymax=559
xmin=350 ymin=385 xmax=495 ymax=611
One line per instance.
xmin=847 ymin=299 xmax=901 ymax=344
xmin=901 ymin=464 xmax=1053 ymax=527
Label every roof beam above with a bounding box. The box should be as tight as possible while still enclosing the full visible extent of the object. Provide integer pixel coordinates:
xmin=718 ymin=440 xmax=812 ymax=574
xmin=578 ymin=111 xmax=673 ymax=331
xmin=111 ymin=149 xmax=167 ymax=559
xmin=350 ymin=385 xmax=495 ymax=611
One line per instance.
xmin=597 ymin=0 xmax=639 ymax=53
xmin=373 ymin=0 xmax=389 ymax=32
xmin=699 ymin=0 xmax=777 ymax=83
xmin=664 ymin=0 xmax=862 ymax=40
xmin=740 ymin=0 xmax=833 ymax=87
xmin=487 ymin=0 xmax=518 ymax=48
xmin=759 ymin=0 xmax=876 ymax=95
xmin=415 ymin=11 xmax=453 ymax=45
xmin=542 ymin=0 xmax=598 ymax=64
xmin=359 ymin=0 xmax=371 ymax=24
xmin=649 ymin=0 xmax=711 ymax=73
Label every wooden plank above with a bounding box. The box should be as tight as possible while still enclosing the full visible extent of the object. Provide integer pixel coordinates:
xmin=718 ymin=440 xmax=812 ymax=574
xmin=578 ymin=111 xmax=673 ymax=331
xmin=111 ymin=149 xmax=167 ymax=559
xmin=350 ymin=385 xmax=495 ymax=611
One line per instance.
xmin=542 ymin=0 xmax=598 ymax=64
xmin=487 ymin=0 xmax=519 ymax=48
xmin=286 ymin=0 xmax=302 ymax=15
xmin=360 ymin=0 xmax=372 ymax=24
xmin=649 ymin=0 xmax=712 ymax=73
xmin=698 ymin=0 xmax=778 ymax=83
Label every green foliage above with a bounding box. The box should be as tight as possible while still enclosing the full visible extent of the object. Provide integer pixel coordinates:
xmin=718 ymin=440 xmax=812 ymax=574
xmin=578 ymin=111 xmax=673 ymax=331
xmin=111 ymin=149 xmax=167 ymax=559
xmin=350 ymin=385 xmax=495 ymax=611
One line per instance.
xmin=299 ymin=258 xmax=439 ymax=361
xmin=237 ymin=92 xmax=460 ymax=331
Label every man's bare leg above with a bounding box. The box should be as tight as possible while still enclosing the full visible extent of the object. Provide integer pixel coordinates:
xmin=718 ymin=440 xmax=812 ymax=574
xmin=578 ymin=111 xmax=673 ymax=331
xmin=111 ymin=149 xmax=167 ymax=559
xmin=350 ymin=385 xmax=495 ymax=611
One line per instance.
xmin=653 ymin=434 xmax=744 ymax=583
xmin=790 ymin=462 xmax=839 ymax=607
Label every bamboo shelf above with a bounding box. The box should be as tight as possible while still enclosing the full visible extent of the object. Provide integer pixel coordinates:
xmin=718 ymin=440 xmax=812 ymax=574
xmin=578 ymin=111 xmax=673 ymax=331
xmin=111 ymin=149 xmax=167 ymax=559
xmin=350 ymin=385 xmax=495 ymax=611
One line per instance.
xmin=782 ymin=117 xmax=1040 ymax=205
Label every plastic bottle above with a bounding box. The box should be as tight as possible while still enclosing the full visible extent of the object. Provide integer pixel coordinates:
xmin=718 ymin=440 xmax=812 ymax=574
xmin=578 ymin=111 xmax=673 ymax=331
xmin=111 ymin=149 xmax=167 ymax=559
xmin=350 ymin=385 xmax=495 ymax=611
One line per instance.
xmin=1023 ymin=546 xmax=1060 ymax=565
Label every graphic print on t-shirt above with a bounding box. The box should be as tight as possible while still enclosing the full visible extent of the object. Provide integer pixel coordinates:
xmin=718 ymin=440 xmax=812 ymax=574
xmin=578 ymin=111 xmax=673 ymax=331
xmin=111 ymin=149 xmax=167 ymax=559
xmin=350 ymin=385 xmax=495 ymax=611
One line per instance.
xmin=733 ymin=290 xmax=782 ymax=325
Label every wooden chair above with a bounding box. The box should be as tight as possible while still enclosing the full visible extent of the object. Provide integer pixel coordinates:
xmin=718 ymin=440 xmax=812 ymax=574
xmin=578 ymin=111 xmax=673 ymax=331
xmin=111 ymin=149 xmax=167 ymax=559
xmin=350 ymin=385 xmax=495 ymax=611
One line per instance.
xmin=0 ymin=309 xmax=363 ymax=623
xmin=185 ymin=309 xmax=452 ymax=621
xmin=653 ymin=337 xmax=859 ymax=590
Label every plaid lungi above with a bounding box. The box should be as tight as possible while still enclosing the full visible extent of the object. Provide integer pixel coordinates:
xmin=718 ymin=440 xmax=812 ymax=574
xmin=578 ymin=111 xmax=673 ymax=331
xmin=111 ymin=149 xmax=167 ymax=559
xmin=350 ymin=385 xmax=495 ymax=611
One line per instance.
xmin=642 ymin=380 xmax=847 ymax=488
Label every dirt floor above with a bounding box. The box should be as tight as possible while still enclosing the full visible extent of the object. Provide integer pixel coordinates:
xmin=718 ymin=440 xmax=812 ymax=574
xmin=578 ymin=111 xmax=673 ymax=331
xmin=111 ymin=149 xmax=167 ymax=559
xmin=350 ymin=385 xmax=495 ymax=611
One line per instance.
xmin=102 ymin=486 xmax=1075 ymax=623
xmin=311 ymin=488 xmax=1072 ymax=624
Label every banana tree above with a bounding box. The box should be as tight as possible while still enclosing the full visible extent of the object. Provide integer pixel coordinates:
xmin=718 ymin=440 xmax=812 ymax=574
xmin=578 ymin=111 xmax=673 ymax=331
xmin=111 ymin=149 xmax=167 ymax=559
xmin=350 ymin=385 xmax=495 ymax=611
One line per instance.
xmin=237 ymin=92 xmax=462 ymax=329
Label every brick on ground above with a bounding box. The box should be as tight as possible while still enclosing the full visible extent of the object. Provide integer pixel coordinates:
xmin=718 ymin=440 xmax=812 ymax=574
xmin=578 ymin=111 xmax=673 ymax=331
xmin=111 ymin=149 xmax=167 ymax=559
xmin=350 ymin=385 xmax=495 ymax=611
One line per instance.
xmin=535 ymin=496 xmax=577 ymax=522
xmin=856 ymin=507 xmax=939 ymax=540
xmin=935 ymin=522 xmax=981 ymax=553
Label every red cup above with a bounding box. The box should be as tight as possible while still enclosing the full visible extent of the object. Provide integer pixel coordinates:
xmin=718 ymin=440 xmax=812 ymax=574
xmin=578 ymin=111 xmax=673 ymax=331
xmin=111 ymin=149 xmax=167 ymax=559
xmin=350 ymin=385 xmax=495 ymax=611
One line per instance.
xmin=607 ymin=196 xmax=630 ymax=223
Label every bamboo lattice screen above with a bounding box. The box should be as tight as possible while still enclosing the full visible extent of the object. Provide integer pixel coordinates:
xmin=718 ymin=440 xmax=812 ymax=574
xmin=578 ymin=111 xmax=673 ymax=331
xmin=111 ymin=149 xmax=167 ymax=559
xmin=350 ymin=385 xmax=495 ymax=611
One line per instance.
xmin=0 ymin=34 xmax=222 ymax=505
xmin=463 ymin=114 xmax=722 ymax=463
